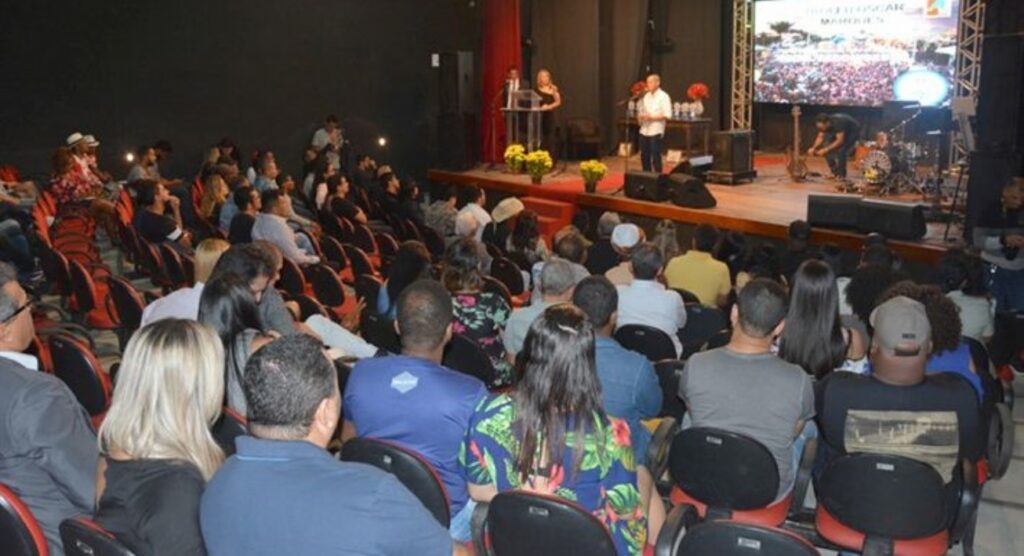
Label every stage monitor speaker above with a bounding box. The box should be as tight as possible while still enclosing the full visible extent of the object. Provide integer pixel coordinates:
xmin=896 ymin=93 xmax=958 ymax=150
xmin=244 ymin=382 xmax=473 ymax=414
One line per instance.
xmin=624 ymin=171 xmax=668 ymax=202
xmin=668 ymin=174 xmax=716 ymax=209
xmin=708 ymin=130 xmax=757 ymax=184
xmin=671 ymin=155 xmax=713 ymax=180
xmin=856 ymin=199 xmax=926 ymax=240
xmin=807 ymin=194 xmax=861 ymax=229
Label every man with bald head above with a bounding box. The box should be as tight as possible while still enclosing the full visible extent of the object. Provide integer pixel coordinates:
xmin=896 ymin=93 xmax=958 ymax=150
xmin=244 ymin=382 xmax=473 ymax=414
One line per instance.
xmin=638 ymin=73 xmax=672 ymax=172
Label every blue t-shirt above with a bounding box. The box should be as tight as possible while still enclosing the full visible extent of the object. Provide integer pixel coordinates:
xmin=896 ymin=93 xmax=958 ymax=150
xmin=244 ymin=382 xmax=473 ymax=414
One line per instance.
xmin=200 ymin=436 xmax=451 ymax=555
xmin=594 ymin=336 xmax=662 ymax=465
xmin=926 ymin=343 xmax=984 ymax=401
xmin=343 ymin=355 xmax=487 ymax=514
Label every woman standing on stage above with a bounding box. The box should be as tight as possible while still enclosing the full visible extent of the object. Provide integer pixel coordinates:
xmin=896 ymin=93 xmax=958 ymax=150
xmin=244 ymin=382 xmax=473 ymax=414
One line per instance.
xmin=535 ymin=69 xmax=562 ymax=154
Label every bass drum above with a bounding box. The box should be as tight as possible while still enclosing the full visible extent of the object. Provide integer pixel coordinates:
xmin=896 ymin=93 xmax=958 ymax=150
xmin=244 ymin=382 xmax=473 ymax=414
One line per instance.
xmin=860 ymin=150 xmax=892 ymax=184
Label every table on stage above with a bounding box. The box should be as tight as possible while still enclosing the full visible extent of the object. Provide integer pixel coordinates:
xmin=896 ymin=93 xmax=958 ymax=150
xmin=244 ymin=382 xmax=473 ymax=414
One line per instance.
xmin=618 ymin=117 xmax=713 ymax=156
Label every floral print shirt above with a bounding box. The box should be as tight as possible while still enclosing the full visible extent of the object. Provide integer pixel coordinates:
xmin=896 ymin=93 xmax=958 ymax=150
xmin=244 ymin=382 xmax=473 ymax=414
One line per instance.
xmin=49 ymin=172 xmax=95 ymax=206
xmin=460 ymin=394 xmax=647 ymax=556
xmin=452 ymin=292 xmax=513 ymax=387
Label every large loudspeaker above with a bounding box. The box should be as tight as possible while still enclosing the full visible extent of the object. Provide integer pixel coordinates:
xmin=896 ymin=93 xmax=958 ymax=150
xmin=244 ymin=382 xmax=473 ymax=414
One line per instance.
xmin=437 ymin=51 xmax=477 ymax=170
xmin=707 ymin=131 xmax=757 ymax=184
xmin=624 ymin=171 xmax=668 ymax=202
xmin=856 ymin=199 xmax=926 ymax=240
xmin=976 ymin=35 xmax=1024 ymax=152
xmin=668 ymin=174 xmax=716 ymax=208
xmin=670 ymin=155 xmax=713 ymax=180
xmin=808 ymin=194 xmax=861 ymax=229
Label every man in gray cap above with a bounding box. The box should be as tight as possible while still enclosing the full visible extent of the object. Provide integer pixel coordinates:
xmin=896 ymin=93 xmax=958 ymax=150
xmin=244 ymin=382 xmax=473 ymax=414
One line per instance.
xmin=816 ymin=296 xmax=982 ymax=483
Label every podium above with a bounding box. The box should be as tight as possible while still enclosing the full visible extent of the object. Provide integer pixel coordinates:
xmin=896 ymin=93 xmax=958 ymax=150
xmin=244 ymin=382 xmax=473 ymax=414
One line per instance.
xmin=502 ymin=90 xmax=543 ymax=151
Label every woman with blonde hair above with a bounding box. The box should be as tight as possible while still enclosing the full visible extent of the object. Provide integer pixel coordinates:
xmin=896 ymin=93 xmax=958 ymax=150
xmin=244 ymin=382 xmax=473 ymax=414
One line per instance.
xmin=94 ymin=319 xmax=225 ymax=555
xmin=535 ymin=69 xmax=562 ymax=153
xmin=199 ymin=173 xmax=229 ymax=224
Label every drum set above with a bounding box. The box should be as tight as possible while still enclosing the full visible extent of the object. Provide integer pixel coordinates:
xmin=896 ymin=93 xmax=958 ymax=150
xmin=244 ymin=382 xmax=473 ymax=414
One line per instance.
xmin=849 ymin=105 xmax=946 ymax=198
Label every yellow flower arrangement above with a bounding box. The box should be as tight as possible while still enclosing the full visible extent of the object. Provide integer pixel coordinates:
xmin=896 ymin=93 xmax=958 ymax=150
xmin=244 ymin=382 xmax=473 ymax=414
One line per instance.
xmin=524 ymin=150 xmax=553 ymax=182
xmin=504 ymin=144 xmax=526 ymax=173
xmin=580 ymin=159 xmax=608 ymax=184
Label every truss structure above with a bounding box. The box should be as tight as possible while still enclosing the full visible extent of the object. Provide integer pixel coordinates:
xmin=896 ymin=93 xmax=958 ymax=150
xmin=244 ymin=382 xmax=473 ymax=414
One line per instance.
xmin=730 ymin=0 xmax=754 ymax=130
xmin=951 ymin=0 xmax=986 ymax=166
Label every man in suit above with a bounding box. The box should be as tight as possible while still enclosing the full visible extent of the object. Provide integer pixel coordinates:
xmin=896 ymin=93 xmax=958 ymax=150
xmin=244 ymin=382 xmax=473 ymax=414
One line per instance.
xmin=502 ymin=66 xmax=528 ymax=109
xmin=0 ymin=262 xmax=99 ymax=553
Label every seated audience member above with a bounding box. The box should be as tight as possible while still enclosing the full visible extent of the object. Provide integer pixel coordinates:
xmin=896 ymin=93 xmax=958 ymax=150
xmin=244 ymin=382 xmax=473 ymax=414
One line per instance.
xmin=651 ymin=219 xmax=680 ymax=261
xmin=939 ymin=252 xmax=995 ymax=343
xmin=217 ymin=175 xmax=249 ymax=231
xmin=736 ymin=242 xmax=786 ymax=290
xmin=50 ymin=145 xmax=119 ymax=240
xmin=141 ymin=238 xmax=230 ymax=326
xmin=973 ymin=177 xmax=1023 ymax=312
xmin=841 ymin=244 xmax=905 ymax=320
xmin=678 ymin=278 xmax=813 ymax=501
xmin=503 ymin=259 xmax=575 ymax=357
xmin=616 ymin=243 xmax=687 ymax=357
xmin=396 ymin=180 xmax=426 ymax=229
xmin=95 ymin=320 xmax=225 ymax=555
xmin=778 ymin=260 xmax=866 ymax=378
xmin=216 ymin=138 xmax=242 ymax=166
xmin=134 ymin=179 xmax=192 ymax=250
xmin=425 ymin=186 xmax=458 ymax=241
xmin=573 ymin=275 xmax=662 ymax=468
xmin=0 ymin=262 xmax=98 ymax=553
xmin=252 ymin=189 xmax=319 ymax=265
xmin=586 ymin=211 xmax=623 ymax=275
xmin=529 ymin=228 xmax=590 ymax=302
xmin=482 ymin=197 xmax=524 ymax=249
xmin=874 ymin=281 xmax=986 ymax=402
xmin=343 ymin=280 xmax=487 ymax=541
xmin=0 ymin=202 xmax=39 ymax=281
xmin=311 ymin=114 xmax=343 ymax=167
xmin=505 ymin=210 xmax=550 ymax=271
xmin=378 ymin=172 xmax=402 ymax=214
xmin=456 ymin=185 xmax=491 ymax=242
xmin=462 ymin=304 xmax=654 ymax=555
xmin=126 ymin=145 xmax=160 ymax=183
xmin=713 ymin=230 xmax=749 ymax=283
xmin=304 ymin=156 xmax=334 ymax=205
xmin=252 ymin=155 xmax=279 ymax=194
xmin=443 ymin=237 xmax=512 ymax=388
xmin=199 ymin=173 xmax=229 ymax=225
xmin=199 ymin=274 xmax=275 ymax=416
xmin=353 ymin=153 xmax=378 ymax=192
xmin=323 ymin=175 xmax=367 ymax=225
xmin=816 ymin=296 xmax=982 ymax=484
xmin=605 ymin=223 xmax=644 ymax=286
xmin=201 ymin=335 xmax=459 ymax=555
xmin=377 ymin=241 xmax=432 ymax=320
xmin=227 ymin=186 xmax=260 ymax=244
xmin=780 ymin=220 xmax=818 ymax=282
xmin=664 ymin=223 xmax=730 ymax=307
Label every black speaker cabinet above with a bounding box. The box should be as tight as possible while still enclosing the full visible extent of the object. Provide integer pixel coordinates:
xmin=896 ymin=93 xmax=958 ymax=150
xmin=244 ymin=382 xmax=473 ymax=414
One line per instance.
xmin=671 ymin=155 xmax=713 ymax=180
xmin=808 ymin=194 xmax=861 ymax=229
xmin=624 ymin=171 xmax=668 ymax=202
xmin=856 ymin=199 xmax=926 ymax=240
xmin=668 ymin=174 xmax=716 ymax=209
xmin=707 ymin=130 xmax=757 ymax=185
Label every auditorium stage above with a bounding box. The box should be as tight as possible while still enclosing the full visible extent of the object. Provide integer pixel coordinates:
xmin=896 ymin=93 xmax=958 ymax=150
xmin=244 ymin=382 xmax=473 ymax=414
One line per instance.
xmin=427 ymin=154 xmax=963 ymax=265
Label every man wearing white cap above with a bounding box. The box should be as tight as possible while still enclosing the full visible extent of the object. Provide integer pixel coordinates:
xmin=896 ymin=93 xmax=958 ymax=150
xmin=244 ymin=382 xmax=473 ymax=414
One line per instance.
xmin=66 ymin=132 xmax=101 ymax=187
xmin=605 ymin=223 xmax=644 ymax=286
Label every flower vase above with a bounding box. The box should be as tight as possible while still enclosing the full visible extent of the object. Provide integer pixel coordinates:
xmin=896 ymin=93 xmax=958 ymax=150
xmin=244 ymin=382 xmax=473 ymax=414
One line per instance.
xmin=584 ymin=180 xmax=598 ymax=194
xmin=508 ymin=160 xmax=523 ymax=174
xmin=693 ymin=99 xmax=705 ymax=117
xmin=530 ymin=174 xmax=543 ymax=185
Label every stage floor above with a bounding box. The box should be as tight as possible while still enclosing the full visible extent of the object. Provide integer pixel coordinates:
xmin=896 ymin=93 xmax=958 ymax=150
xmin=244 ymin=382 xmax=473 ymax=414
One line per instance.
xmin=427 ymin=154 xmax=963 ymax=264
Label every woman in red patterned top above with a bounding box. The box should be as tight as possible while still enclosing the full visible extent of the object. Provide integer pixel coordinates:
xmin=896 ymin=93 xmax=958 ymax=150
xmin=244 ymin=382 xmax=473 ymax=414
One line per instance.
xmin=49 ymin=146 xmax=119 ymax=239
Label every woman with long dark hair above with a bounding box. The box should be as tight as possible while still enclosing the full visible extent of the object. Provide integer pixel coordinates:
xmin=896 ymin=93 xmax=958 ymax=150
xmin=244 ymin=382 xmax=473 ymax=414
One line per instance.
xmin=377 ymin=241 xmax=432 ymax=319
xmin=461 ymin=304 xmax=653 ymax=556
xmin=778 ymin=260 xmax=865 ymax=378
xmin=443 ymin=237 xmax=512 ymax=387
xmin=506 ymin=210 xmax=550 ymax=270
xmin=198 ymin=274 xmax=275 ymax=416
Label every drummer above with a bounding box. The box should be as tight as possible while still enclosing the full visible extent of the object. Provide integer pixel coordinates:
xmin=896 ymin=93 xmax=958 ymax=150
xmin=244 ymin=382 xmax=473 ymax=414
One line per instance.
xmin=808 ymin=113 xmax=861 ymax=181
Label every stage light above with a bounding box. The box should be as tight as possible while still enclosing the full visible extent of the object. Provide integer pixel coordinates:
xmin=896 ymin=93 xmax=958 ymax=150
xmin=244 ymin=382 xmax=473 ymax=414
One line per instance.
xmin=377 ymin=137 xmax=387 ymax=147
xmin=893 ymin=68 xmax=950 ymax=107
xmin=125 ymin=152 xmax=135 ymax=163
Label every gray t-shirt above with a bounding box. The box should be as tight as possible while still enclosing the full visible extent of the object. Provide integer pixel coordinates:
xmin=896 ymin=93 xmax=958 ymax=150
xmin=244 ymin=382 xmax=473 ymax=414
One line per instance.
xmin=678 ymin=347 xmax=814 ymax=499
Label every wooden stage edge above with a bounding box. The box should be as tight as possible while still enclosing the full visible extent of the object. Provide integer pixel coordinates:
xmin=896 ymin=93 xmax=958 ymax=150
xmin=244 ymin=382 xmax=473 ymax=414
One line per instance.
xmin=426 ymin=168 xmax=953 ymax=265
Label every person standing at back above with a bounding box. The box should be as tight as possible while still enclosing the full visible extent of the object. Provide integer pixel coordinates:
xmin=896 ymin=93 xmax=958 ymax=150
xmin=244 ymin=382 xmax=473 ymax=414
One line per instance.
xmin=678 ymin=278 xmax=814 ymax=501
xmin=342 ymin=279 xmax=487 ymax=542
xmin=201 ymin=335 xmax=461 ymax=555
xmin=638 ymin=73 xmax=672 ymax=173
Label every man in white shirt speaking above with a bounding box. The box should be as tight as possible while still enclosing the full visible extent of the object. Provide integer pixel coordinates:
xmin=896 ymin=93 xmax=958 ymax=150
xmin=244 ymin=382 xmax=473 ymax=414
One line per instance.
xmin=638 ymin=73 xmax=672 ymax=173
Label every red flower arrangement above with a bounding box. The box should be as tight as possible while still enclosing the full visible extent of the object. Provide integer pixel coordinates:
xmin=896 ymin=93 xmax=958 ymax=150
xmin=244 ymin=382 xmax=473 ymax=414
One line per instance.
xmin=630 ymin=80 xmax=646 ymax=97
xmin=687 ymin=82 xmax=710 ymax=101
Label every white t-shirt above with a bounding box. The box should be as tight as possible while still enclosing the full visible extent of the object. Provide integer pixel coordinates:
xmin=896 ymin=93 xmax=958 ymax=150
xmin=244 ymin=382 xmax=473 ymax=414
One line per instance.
xmin=639 ymin=88 xmax=672 ymax=137
xmin=947 ymin=290 xmax=995 ymax=342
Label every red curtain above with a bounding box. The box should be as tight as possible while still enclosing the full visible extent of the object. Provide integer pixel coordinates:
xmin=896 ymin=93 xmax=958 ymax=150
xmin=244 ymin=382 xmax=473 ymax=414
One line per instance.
xmin=480 ymin=0 xmax=522 ymax=163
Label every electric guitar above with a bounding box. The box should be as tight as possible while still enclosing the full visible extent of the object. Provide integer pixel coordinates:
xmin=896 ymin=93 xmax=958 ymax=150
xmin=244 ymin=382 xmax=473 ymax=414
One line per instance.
xmin=785 ymin=105 xmax=808 ymax=181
